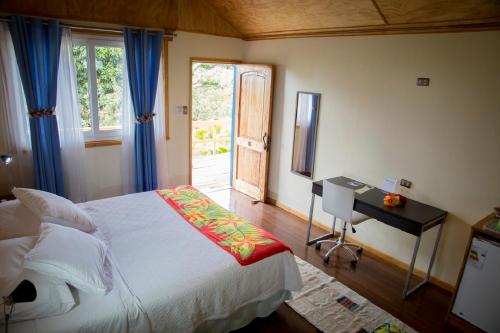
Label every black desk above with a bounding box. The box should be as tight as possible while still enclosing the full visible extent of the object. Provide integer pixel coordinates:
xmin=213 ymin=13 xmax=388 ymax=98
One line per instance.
xmin=306 ymin=176 xmax=448 ymax=298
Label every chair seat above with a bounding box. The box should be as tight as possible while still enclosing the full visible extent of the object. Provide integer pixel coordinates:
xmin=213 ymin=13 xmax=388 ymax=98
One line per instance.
xmin=351 ymin=211 xmax=370 ymax=225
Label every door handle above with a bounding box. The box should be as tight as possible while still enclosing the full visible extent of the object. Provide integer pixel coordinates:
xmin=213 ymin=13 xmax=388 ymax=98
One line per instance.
xmin=263 ymin=132 xmax=270 ymax=151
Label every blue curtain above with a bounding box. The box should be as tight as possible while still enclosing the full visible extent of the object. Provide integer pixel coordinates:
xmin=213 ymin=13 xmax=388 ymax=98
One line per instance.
xmin=8 ymin=16 xmax=64 ymax=196
xmin=124 ymin=28 xmax=163 ymax=192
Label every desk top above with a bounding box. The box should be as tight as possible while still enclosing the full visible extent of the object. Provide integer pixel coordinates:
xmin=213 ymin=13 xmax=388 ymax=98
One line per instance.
xmin=312 ymin=176 xmax=448 ymax=236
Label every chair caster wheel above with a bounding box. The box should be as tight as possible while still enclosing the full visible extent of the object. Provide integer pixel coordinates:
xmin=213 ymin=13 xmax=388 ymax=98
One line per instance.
xmin=350 ymin=260 xmax=358 ymax=266
xmin=356 ymin=248 xmax=363 ymax=254
xmin=315 ymin=243 xmax=321 ymax=250
xmin=323 ymin=256 xmax=330 ymax=264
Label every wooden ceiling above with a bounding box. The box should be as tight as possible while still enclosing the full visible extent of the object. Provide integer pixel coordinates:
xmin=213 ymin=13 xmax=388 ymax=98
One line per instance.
xmin=0 ymin=0 xmax=178 ymax=31
xmin=0 ymin=0 xmax=499 ymax=40
xmin=206 ymin=0 xmax=500 ymax=40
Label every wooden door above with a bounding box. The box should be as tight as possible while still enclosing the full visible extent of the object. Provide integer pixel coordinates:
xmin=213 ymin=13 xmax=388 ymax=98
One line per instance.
xmin=232 ymin=64 xmax=274 ymax=202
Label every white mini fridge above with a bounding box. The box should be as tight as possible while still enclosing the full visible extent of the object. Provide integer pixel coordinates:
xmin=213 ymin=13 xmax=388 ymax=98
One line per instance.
xmin=452 ymin=236 xmax=500 ymax=332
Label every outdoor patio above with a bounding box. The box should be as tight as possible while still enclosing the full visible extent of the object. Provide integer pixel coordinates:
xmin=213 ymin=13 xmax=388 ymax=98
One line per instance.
xmin=192 ymin=153 xmax=231 ymax=193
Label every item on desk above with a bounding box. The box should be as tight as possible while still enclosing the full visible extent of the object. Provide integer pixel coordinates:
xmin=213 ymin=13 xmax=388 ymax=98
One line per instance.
xmin=383 ymin=193 xmax=406 ymax=207
xmin=384 ymin=194 xmax=400 ymax=207
xmin=382 ymin=177 xmax=398 ymax=193
xmin=347 ymin=181 xmax=364 ymax=188
xmin=355 ymin=186 xmax=371 ymax=195
xmin=397 ymin=194 xmax=407 ymax=204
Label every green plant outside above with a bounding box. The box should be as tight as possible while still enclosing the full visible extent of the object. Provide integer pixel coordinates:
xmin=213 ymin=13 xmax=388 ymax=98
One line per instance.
xmin=192 ymin=62 xmax=234 ymax=156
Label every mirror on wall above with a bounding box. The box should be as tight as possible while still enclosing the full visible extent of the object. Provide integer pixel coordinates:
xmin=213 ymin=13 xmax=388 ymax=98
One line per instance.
xmin=291 ymin=92 xmax=321 ymax=179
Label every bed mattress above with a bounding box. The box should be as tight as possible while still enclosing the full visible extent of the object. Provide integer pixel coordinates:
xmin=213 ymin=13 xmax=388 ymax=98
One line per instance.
xmin=5 ymin=191 xmax=303 ymax=333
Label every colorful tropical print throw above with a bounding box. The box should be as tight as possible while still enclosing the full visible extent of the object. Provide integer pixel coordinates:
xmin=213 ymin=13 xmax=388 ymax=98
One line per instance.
xmin=156 ymin=185 xmax=291 ymax=265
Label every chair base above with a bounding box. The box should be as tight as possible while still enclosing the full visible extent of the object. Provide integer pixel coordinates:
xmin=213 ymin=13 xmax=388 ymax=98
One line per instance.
xmin=316 ymin=221 xmax=362 ymax=265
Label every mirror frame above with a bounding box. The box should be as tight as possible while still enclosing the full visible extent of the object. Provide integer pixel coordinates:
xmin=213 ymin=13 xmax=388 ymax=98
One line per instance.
xmin=291 ymin=91 xmax=321 ymax=179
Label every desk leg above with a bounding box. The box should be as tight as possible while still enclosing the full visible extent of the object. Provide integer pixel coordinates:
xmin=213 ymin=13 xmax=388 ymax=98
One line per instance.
xmin=402 ymin=235 xmax=421 ymax=298
xmin=425 ymin=222 xmax=445 ymax=281
xmin=305 ymin=193 xmax=315 ymax=245
xmin=306 ymin=193 xmax=336 ymax=246
xmin=402 ymin=220 xmax=445 ymax=298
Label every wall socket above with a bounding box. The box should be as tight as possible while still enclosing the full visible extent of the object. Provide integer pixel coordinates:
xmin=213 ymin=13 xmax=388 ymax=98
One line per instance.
xmin=400 ymin=179 xmax=412 ymax=188
xmin=417 ymin=78 xmax=430 ymax=86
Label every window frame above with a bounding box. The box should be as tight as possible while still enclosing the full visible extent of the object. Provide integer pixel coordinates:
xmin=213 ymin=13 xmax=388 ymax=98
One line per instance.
xmin=72 ymin=34 xmax=125 ymax=141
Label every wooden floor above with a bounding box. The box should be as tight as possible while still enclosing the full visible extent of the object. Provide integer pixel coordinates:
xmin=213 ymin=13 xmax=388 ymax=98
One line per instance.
xmin=209 ymin=189 xmax=459 ymax=333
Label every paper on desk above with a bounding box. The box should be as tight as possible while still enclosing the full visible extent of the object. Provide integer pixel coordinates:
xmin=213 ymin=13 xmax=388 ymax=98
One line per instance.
xmin=355 ymin=186 xmax=371 ymax=195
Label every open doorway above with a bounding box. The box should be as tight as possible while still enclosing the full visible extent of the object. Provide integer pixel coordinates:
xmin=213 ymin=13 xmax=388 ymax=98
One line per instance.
xmin=190 ymin=59 xmax=275 ymax=204
xmin=190 ymin=59 xmax=238 ymax=194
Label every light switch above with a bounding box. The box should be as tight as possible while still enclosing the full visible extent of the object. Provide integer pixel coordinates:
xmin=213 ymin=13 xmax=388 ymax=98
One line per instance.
xmin=176 ymin=106 xmax=188 ymax=115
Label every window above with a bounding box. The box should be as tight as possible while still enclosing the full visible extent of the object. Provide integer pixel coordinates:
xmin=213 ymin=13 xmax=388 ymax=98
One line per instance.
xmin=72 ymin=35 xmax=124 ymax=140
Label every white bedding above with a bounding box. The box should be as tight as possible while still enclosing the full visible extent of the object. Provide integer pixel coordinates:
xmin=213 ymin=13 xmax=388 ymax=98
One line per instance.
xmin=5 ymin=191 xmax=302 ymax=333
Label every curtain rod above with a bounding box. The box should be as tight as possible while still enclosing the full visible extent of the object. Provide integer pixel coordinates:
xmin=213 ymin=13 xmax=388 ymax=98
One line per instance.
xmin=0 ymin=17 xmax=176 ymax=38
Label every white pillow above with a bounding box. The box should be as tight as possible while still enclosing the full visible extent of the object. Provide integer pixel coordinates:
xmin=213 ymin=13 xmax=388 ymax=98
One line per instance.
xmin=24 ymin=223 xmax=109 ymax=295
xmin=0 ymin=236 xmax=75 ymax=322
xmin=12 ymin=187 xmax=96 ymax=233
xmin=0 ymin=200 xmax=40 ymax=240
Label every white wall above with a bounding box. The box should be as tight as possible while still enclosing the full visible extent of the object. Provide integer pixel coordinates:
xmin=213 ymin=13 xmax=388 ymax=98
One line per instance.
xmin=84 ymin=145 xmax=122 ymax=200
xmin=244 ymin=31 xmax=500 ymax=285
xmin=82 ymin=31 xmax=244 ymax=200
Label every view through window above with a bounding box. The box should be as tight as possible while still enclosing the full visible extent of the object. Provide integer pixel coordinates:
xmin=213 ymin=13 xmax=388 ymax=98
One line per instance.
xmin=72 ymin=36 xmax=124 ymax=139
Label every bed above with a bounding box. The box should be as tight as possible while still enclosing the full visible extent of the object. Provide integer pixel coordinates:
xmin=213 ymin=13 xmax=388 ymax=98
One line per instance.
xmin=3 ymin=188 xmax=303 ymax=333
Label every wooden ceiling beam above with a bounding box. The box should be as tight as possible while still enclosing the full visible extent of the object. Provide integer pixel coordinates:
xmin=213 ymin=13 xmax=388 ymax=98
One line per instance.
xmin=242 ymin=19 xmax=500 ymax=41
xmin=371 ymin=0 xmax=389 ymax=25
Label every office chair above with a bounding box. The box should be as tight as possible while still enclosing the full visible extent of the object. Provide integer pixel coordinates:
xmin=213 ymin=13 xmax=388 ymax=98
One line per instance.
xmin=315 ymin=180 xmax=370 ymax=265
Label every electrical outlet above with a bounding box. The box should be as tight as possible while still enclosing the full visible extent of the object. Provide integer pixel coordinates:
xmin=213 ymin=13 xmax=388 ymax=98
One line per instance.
xmin=400 ymin=179 xmax=412 ymax=188
xmin=417 ymin=78 xmax=430 ymax=86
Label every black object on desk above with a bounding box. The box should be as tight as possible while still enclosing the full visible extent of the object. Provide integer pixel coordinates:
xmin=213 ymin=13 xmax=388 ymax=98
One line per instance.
xmin=306 ymin=176 xmax=448 ymax=298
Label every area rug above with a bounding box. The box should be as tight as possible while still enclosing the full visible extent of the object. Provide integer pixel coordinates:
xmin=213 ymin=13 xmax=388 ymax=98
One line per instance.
xmin=286 ymin=256 xmax=417 ymax=333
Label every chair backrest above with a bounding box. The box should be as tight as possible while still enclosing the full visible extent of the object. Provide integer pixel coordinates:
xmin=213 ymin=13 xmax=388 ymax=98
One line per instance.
xmin=322 ymin=180 xmax=355 ymax=223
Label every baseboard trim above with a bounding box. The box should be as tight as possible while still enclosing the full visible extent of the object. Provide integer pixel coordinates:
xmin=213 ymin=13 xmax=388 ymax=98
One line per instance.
xmin=266 ymin=197 xmax=455 ymax=293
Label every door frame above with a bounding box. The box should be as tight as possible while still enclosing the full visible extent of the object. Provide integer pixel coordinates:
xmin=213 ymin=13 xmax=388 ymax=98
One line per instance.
xmin=188 ymin=57 xmax=242 ymax=185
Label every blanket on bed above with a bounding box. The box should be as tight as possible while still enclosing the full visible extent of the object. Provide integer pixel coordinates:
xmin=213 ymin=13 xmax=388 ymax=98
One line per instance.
xmin=156 ymin=186 xmax=291 ymax=265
